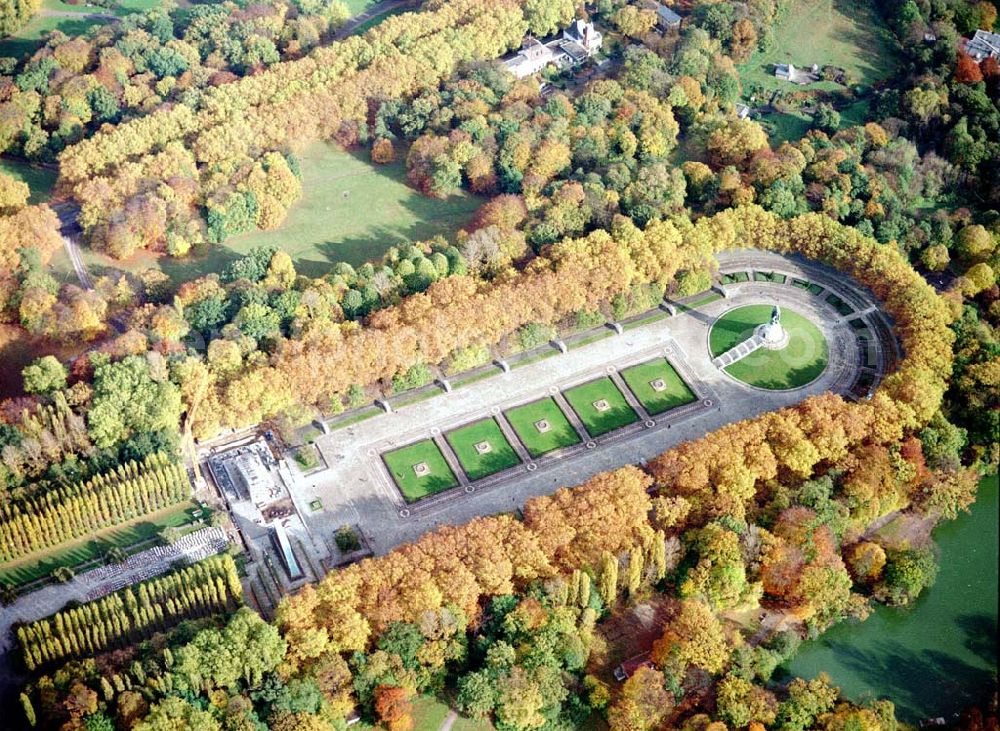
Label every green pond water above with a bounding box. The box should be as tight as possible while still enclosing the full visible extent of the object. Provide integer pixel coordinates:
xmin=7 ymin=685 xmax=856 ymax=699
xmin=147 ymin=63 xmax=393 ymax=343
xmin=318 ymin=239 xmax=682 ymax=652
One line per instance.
xmin=783 ymin=474 xmax=998 ymax=722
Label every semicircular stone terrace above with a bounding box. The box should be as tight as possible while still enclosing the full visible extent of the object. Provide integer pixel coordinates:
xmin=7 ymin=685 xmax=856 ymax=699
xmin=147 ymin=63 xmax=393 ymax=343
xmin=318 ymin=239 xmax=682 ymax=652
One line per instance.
xmin=279 ymin=249 xmax=899 ymax=567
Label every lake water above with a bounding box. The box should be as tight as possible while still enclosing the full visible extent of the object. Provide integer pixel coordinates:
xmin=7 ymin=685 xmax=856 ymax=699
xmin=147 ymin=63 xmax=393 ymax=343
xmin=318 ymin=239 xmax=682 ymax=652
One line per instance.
xmin=783 ymin=474 xmax=999 ymax=722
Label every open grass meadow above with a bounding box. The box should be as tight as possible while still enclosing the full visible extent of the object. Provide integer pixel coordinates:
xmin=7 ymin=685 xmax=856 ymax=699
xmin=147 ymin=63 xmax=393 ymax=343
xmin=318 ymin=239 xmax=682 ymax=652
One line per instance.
xmin=215 ymin=143 xmax=481 ymax=279
xmin=563 ymin=377 xmax=638 ymax=437
xmin=342 ymin=0 xmax=379 ymax=14
xmin=709 ymin=305 xmax=830 ymax=390
xmin=0 ymin=158 xmax=58 ymax=203
xmin=445 ymin=418 xmax=520 ymax=481
xmin=759 ymin=110 xmax=813 ymax=145
xmin=504 ymin=398 xmax=581 ymax=458
xmin=737 ymin=0 xmax=900 ymax=94
xmin=72 ymin=142 xmax=482 ymax=287
xmin=382 ymin=439 xmax=458 ymax=502
xmin=620 ymin=359 xmax=695 ymax=415
xmin=0 ymin=501 xmax=199 ymax=587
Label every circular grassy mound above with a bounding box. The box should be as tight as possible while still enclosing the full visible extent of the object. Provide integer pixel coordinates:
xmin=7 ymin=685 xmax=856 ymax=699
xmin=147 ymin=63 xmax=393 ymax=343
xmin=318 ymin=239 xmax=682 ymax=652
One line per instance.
xmin=709 ymin=304 xmax=829 ymax=390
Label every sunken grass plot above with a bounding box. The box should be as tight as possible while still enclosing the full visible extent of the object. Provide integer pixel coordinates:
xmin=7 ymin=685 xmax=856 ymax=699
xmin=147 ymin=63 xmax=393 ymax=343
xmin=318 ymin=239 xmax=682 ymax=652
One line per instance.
xmin=505 ymin=398 xmax=581 ymax=458
xmin=445 ymin=418 xmax=521 ymax=481
xmin=563 ymin=378 xmax=639 ymax=438
xmin=382 ymin=440 xmax=458 ymax=502
xmin=709 ymin=305 xmax=829 ymax=390
xmin=620 ymin=359 xmax=696 ymax=415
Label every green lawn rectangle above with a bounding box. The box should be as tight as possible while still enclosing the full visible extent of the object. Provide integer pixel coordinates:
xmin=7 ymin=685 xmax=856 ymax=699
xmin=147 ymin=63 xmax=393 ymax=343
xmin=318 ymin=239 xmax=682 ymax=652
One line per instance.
xmin=620 ymin=359 xmax=696 ymax=416
xmin=791 ymin=280 xmax=825 ymax=295
xmin=563 ymin=378 xmax=638 ymax=438
xmin=505 ymin=398 xmax=581 ymax=458
xmin=382 ymin=440 xmax=458 ymax=502
xmin=445 ymin=418 xmax=521 ymax=481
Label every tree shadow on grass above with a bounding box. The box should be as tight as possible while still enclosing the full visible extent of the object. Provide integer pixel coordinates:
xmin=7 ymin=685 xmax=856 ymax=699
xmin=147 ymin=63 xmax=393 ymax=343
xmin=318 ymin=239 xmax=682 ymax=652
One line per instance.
xmin=158 ymin=247 xmax=243 ymax=286
xmin=0 ymin=17 xmax=104 ymax=60
xmin=728 ymin=359 xmax=827 ymax=390
xmin=468 ymin=449 xmax=522 ymax=480
xmin=3 ymin=520 xmax=158 ymax=586
xmin=586 ymin=403 xmax=638 ymax=437
xmin=297 ymin=145 xmax=480 ymax=275
xmin=955 ymin=612 xmax=999 ymax=668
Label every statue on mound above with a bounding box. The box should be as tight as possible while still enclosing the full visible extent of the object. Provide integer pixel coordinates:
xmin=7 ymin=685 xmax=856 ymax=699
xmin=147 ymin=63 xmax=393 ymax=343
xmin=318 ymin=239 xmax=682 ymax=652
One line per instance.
xmin=759 ymin=303 xmax=787 ymax=349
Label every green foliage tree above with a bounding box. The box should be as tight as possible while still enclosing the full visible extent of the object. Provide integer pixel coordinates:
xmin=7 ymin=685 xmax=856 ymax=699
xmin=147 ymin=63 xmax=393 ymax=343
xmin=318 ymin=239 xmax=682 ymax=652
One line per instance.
xmin=22 ymin=356 xmax=68 ymax=396
xmin=87 ymin=356 xmax=182 ymax=449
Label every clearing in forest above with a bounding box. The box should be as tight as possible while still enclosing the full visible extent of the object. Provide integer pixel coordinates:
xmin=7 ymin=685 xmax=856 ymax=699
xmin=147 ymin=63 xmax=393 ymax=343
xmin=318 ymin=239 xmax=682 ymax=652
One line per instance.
xmin=737 ymin=0 xmax=900 ymax=93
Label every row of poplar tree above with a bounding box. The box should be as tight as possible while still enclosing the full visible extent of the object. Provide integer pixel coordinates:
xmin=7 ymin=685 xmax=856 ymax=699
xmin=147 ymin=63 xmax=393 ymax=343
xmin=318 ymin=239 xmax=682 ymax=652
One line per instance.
xmin=0 ymin=453 xmax=189 ymax=562
xmin=17 ymin=553 xmax=242 ymax=671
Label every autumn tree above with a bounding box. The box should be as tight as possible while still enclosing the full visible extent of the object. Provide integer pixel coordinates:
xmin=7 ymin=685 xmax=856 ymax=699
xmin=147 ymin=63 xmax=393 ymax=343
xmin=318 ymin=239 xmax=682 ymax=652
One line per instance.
xmin=652 ymin=600 xmax=730 ymax=675
xmin=730 ymin=18 xmax=758 ymax=63
xmin=614 ymin=6 xmax=658 ymax=38
xmin=955 ymin=53 xmax=984 ymax=84
xmin=608 ymin=665 xmax=673 ymax=731
xmin=708 ymin=119 xmax=769 ymax=168
xmin=0 ymin=0 xmax=40 ymax=35
xmin=374 ymin=685 xmax=414 ymax=731
xmin=0 ymin=171 xmax=30 ymax=215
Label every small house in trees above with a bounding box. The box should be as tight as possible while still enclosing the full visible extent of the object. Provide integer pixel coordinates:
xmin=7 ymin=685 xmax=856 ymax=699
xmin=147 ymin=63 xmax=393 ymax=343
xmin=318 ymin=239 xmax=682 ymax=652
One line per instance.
xmin=775 ymin=62 xmax=795 ymax=80
xmin=735 ymin=103 xmax=751 ymax=119
xmin=653 ymin=4 xmax=682 ymax=32
xmin=964 ymin=29 xmax=1000 ymax=61
xmin=563 ymin=19 xmax=603 ymax=53
xmin=613 ymin=652 xmax=654 ymax=681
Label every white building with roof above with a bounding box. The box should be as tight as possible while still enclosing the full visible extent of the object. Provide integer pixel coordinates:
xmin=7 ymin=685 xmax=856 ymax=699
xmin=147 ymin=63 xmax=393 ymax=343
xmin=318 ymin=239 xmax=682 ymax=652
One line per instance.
xmin=964 ymin=29 xmax=1000 ymax=61
xmin=503 ymin=20 xmax=603 ymax=79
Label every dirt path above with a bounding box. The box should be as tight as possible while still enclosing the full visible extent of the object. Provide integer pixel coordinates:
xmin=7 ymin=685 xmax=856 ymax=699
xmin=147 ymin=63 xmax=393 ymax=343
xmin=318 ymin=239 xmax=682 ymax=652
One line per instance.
xmin=439 ymin=709 xmax=458 ymax=731
xmin=51 ymin=203 xmax=93 ymax=290
xmin=37 ymin=9 xmax=116 ymax=19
